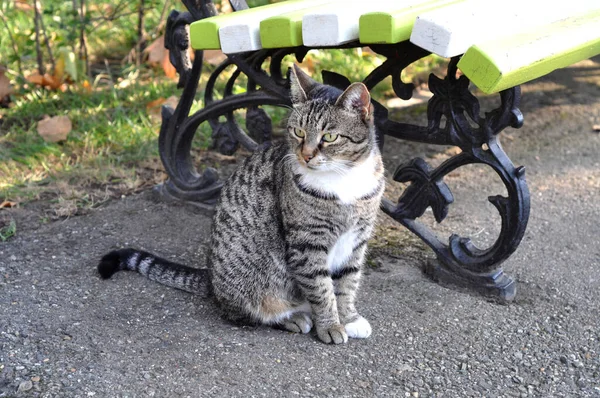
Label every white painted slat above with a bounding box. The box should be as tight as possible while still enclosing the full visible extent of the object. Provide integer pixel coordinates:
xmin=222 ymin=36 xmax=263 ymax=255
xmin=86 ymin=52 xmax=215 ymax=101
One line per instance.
xmin=302 ymin=0 xmax=431 ymax=47
xmin=219 ymin=0 xmax=342 ymax=54
xmin=410 ymin=0 xmax=600 ymax=57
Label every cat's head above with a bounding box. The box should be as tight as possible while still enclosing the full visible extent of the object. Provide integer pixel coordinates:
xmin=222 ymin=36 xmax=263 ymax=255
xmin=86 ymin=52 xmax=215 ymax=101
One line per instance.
xmin=286 ymin=64 xmax=376 ymax=172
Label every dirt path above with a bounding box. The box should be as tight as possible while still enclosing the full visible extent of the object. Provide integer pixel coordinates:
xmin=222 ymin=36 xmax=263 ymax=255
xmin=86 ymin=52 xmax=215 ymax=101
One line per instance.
xmin=1 ymin=61 xmax=599 ymax=397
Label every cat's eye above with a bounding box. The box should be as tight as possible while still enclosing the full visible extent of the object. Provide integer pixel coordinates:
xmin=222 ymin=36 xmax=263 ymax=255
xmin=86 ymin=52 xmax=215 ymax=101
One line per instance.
xmin=292 ymin=128 xmax=305 ymax=139
xmin=321 ymin=133 xmax=338 ymax=143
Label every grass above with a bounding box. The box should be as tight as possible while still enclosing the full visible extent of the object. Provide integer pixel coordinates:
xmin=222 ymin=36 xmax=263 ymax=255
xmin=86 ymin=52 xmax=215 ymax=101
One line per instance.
xmin=1 ymin=71 xmax=181 ymax=202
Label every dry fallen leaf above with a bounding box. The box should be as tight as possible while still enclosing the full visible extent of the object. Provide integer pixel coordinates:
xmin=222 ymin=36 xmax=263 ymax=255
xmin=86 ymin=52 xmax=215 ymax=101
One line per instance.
xmin=0 ymin=67 xmax=13 ymax=100
xmin=162 ymin=55 xmax=177 ymax=79
xmin=144 ymin=35 xmax=167 ymax=65
xmin=203 ymin=49 xmax=227 ymax=66
xmin=14 ymin=0 xmax=33 ymax=11
xmin=163 ymin=95 xmax=179 ymax=109
xmin=81 ymin=80 xmax=92 ymax=93
xmin=37 ymin=115 xmax=72 ymax=142
xmin=144 ymin=35 xmax=176 ymax=78
xmin=26 ymin=72 xmax=62 ymax=90
xmin=147 ymin=96 xmax=179 ymax=123
xmin=145 ymin=35 xmax=196 ymax=79
xmin=146 ymin=97 xmax=167 ymax=109
xmin=0 ymin=200 xmax=18 ymax=209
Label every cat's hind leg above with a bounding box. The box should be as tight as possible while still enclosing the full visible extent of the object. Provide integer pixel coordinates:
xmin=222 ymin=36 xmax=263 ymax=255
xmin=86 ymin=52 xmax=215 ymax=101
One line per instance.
xmin=279 ymin=312 xmax=313 ymax=334
xmin=259 ymin=298 xmax=313 ymax=334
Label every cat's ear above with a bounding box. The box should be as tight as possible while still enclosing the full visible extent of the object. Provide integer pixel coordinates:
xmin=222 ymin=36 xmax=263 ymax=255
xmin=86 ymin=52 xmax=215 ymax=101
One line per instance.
xmin=289 ymin=64 xmax=316 ymax=105
xmin=335 ymin=82 xmax=372 ymax=120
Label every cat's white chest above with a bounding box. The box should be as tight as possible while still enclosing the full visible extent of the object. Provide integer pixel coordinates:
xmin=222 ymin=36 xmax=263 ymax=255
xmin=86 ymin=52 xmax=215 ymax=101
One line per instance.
xmin=296 ymin=154 xmax=380 ymax=204
xmin=327 ymin=229 xmax=360 ymax=273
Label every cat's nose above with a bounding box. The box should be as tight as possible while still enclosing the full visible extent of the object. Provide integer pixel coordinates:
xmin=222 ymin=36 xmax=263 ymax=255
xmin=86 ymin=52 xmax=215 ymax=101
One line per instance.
xmin=303 ymin=153 xmax=314 ymax=163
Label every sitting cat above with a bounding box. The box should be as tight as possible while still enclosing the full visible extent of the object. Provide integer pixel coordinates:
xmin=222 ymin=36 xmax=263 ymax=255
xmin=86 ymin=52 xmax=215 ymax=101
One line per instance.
xmin=98 ymin=65 xmax=385 ymax=344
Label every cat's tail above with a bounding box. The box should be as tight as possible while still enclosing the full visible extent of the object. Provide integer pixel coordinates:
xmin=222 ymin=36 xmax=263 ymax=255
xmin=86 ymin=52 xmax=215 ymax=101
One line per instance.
xmin=98 ymin=248 xmax=212 ymax=297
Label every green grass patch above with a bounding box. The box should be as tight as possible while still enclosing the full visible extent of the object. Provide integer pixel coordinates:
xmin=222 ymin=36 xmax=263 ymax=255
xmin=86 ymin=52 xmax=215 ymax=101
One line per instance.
xmin=0 ymin=75 xmax=182 ymax=202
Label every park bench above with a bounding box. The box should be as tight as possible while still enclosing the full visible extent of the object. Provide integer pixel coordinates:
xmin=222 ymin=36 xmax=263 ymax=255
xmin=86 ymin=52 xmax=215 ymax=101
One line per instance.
xmin=155 ymin=0 xmax=600 ymax=301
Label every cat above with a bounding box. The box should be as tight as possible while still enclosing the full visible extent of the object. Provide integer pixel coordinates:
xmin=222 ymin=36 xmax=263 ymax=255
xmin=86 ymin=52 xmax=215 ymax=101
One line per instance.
xmin=98 ymin=65 xmax=385 ymax=344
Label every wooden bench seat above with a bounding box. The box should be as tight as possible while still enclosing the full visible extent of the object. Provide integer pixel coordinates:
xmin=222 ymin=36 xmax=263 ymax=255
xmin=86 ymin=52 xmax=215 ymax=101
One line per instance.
xmin=457 ymin=10 xmax=600 ymax=93
xmin=188 ymin=0 xmax=600 ymax=94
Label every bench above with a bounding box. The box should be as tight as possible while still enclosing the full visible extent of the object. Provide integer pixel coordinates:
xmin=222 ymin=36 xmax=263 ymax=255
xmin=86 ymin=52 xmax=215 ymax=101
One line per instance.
xmin=155 ymin=0 xmax=600 ymax=301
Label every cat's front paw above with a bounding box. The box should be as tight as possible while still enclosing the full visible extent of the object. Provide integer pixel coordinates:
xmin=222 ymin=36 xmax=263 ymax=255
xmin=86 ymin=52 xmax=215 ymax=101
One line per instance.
xmin=345 ymin=316 xmax=371 ymax=339
xmin=316 ymin=324 xmax=348 ymax=344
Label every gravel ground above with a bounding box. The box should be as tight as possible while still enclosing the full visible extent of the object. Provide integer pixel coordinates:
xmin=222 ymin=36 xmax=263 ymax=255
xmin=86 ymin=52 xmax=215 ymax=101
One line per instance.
xmin=1 ymin=62 xmax=599 ymax=397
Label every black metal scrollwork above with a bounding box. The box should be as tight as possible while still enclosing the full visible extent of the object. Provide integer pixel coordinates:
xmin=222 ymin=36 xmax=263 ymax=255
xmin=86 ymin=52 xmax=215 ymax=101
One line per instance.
xmin=380 ymin=58 xmax=530 ymax=300
xmin=158 ymin=1 xmax=530 ymax=299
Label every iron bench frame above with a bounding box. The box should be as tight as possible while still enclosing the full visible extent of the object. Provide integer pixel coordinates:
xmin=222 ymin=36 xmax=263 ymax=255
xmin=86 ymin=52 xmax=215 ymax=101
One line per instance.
xmin=156 ymin=0 xmax=530 ymax=301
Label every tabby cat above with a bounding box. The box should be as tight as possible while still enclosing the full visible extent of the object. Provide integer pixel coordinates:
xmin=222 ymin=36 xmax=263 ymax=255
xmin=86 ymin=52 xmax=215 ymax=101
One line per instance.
xmin=98 ymin=65 xmax=385 ymax=344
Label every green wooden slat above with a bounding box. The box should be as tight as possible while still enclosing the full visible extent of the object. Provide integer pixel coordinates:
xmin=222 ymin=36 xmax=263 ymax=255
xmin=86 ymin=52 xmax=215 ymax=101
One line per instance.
xmin=189 ymin=0 xmax=324 ymax=50
xmin=260 ymin=1 xmax=348 ymax=49
xmin=458 ymin=10 xmax=600 ymax=94
xmin=260 ymin=8 xmax=305 ymax=48
xmin=358 ymin=0 xmax=463 ymax=44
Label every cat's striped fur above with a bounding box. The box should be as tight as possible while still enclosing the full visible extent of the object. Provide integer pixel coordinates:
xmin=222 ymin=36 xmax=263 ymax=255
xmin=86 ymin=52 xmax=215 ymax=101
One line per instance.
xmin=99 ymin=65 xmax=384 ymax=344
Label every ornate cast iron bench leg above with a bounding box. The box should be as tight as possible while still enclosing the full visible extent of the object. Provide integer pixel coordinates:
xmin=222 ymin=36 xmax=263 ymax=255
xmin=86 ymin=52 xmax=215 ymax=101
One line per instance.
xmin=156 ymin=1 xmax=530 ymax=300
xmin=377 ymin=52 xmax=530 ymax=301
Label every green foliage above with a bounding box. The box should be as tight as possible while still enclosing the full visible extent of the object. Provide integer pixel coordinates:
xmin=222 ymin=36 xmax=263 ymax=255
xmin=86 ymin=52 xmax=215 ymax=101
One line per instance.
xmin=0 ymin=218 xmax=17 ymax=242
xmin=301 ymin=49 xmax=391 ymax=99
xmin=0 ymin=0 xmax=166 ymax=79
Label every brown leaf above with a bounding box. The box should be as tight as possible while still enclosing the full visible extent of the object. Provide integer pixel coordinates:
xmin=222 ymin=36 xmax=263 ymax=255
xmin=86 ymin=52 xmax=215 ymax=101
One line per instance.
xmin=147 ymin=96 xmax=179 ymax=123
xmin=42 ymin=74 xmax=62 ymax=90
xmin=163 ymin=95 xmax=179 ymax=109
xmin=144 ymin=36 xmax=177 ymax=78
xmin=0 ymin=67 xmax=12 ymax=99
xmin=26 ymin=72 xmax=45 ymax=85
xmin=14 ymin=0 xmax=33 ymax=11
xmin=37 ymin=115 xmax=72 ymax=143
xmin=146 ymin=97 xmax=166 ymax=109
xmin=161 ymin=52 xmax=177 ymax=79
xmin=146 ymin=97 xmax=166 ymax=123
xmin=144 ymin=36 xmax=166 ymax=65
xmin=145 ymin=35 xmax=196 ymax=79
xmin=26 ymin=72 xmax=63 ymax=90
xmin=81 ymin=80 xmax=92 ymax=93
xmin=203 ymin=49 xmax=227 ymax=66
xmin=0 ymin=200 xmax=18 ymax=209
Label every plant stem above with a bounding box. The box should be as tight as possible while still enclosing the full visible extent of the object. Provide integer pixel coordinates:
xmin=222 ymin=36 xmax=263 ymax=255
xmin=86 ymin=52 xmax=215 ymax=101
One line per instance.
xmin=0 ymin=9 xmax=24 ymax=76
xmin=136 ymin=0 xmax=146 ymax=66
xmin=78 ymin=0 xmax=89 ymax=76
xmin=38 ymin=4 xmax=56 ymax=73
xmin=33 ymin=0 xmax=45 ymax=75
xmin=153 ymin=0 xmax=170 ymax=36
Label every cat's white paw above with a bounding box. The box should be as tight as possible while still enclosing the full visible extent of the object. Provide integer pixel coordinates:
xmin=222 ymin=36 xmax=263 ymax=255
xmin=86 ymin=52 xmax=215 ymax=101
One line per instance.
xmin=344 ymin=316 xmax=372 ymax=339
xmin=294 ymin=312 xmax=313 ymax=334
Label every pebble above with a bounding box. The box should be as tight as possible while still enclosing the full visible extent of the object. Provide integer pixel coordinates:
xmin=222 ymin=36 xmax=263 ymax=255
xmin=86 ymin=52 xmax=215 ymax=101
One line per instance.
xmin=559 ymin=356 xmax=568 ymax=365
xmin=512 ymin=375 xmax=524 ymax=384
xmin=18 ymin=380 xmax=33 ymax=392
